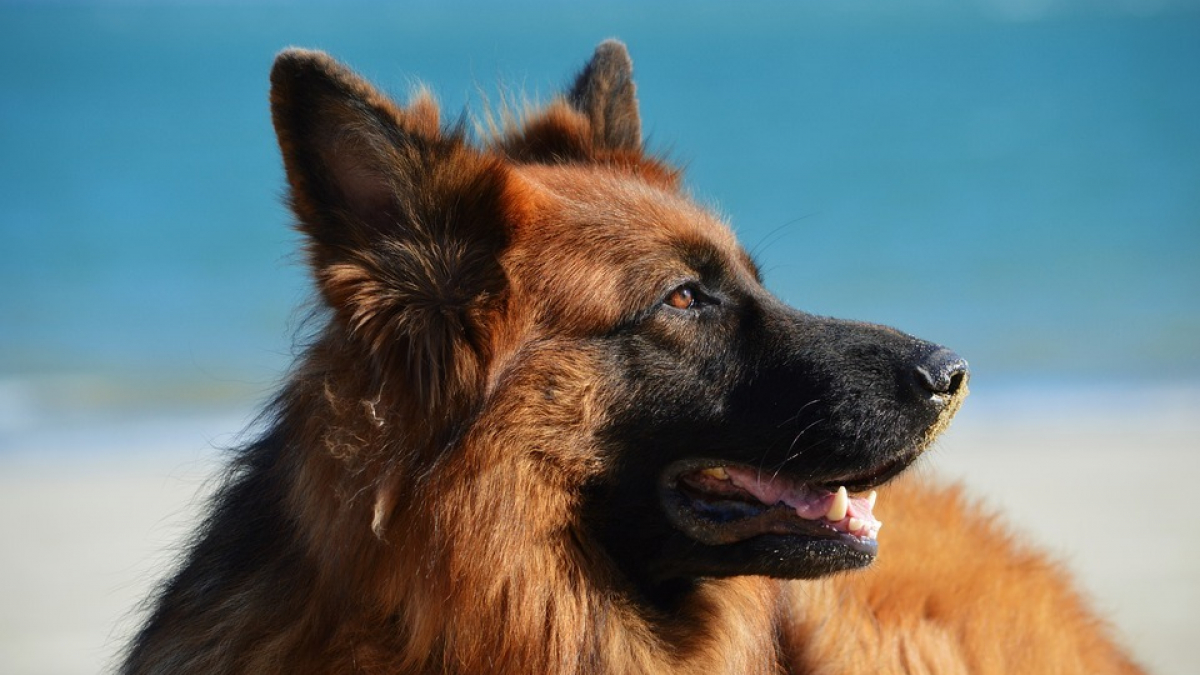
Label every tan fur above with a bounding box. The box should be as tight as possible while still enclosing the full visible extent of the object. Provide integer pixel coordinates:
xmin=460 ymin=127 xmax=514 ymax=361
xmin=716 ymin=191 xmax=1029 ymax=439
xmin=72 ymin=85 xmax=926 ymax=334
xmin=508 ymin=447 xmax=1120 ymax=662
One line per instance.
xmin=784 ymin=479 xmax=1145 ymax=674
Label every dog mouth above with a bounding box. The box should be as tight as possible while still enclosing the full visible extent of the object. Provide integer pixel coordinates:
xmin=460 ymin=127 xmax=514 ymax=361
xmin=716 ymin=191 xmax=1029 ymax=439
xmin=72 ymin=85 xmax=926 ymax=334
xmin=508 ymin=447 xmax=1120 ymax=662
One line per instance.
xmin=659 ymin=455 xmax=915 ymax=555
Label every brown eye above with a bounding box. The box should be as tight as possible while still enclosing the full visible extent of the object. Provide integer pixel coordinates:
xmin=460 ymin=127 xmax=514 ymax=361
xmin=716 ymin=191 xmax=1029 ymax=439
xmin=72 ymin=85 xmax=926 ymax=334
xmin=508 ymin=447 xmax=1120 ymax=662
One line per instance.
xmin=665 ymin=285 xmax=697 ymax=310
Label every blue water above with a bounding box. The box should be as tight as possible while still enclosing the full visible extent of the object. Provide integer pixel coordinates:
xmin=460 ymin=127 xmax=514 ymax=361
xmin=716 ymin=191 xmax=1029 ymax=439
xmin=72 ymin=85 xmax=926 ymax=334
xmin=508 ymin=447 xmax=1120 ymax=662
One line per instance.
xmin=1 ymin=2 xmax=1198 ymax=409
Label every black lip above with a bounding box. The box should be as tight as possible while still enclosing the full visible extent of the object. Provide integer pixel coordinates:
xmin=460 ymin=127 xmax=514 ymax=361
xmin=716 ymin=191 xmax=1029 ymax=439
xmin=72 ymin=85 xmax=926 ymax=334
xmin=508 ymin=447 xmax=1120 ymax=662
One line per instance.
xmin=820 ymin=451 xmax=920 ymax=493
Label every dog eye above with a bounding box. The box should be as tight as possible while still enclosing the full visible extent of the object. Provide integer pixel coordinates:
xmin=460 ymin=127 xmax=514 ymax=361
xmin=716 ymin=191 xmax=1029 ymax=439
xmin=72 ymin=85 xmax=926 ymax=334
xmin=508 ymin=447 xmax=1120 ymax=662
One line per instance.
xmin=664 ymin=285 xmax=700 ymax=310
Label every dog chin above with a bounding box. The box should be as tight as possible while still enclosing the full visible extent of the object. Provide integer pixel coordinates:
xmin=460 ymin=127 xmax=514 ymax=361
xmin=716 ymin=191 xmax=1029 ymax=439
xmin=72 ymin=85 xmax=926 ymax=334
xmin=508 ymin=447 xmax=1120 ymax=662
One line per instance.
xmin=649 ymin=533 xmax=877 ymax=583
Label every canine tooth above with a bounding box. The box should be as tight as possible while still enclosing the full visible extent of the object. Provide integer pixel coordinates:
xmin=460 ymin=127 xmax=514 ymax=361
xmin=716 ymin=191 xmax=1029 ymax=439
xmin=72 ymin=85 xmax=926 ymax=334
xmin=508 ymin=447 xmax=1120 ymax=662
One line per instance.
xmin=826 ymin=487 xmax=849 ymax=521
xmin=848 ymin=518 xmax=864 ymax=533
xmin=701 ymin=467 xmax=729 ymax=480
xmin=868 ymin=528 xmax=879 ymax=540
xmin=868 ymin=490 xmax=877 ymax=509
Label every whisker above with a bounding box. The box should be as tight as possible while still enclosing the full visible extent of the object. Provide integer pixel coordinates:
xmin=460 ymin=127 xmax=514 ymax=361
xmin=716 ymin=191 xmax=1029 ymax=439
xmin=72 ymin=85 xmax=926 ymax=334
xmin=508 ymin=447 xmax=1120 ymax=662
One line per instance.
xmin=762 ymin=417 xmax=826 ymax=482
xmin=776 ymin=398 xmax=822 ymax=429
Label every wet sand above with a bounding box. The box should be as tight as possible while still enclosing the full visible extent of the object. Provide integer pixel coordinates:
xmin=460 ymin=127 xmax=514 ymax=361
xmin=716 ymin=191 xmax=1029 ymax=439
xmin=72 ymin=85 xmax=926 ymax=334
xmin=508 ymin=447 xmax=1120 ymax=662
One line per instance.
xmin=1 ymin=385 xmax=1195 ymax=674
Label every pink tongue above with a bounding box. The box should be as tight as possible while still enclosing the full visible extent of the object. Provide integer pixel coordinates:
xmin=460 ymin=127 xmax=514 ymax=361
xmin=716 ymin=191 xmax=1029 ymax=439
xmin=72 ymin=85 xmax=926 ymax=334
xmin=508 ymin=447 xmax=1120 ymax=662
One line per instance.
xmin=722 ymin=466 xmax=877 ymax=525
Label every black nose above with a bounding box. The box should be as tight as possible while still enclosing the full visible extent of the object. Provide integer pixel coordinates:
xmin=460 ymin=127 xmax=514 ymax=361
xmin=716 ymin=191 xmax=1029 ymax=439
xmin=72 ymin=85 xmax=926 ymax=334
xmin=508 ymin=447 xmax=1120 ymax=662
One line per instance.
xmin=914 ymin=348 xmax=969 ymax=396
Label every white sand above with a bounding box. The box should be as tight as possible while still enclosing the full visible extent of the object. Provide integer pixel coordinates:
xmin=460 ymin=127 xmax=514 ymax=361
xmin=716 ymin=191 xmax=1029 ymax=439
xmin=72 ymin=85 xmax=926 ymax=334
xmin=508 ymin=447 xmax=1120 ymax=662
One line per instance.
xmin=1 ymin=385 xmax=1195 ymax=674
xmin=0 ymin=409 xmax=243 ymax=675
xmin=929 ymin=384 xmax=1200 ymax=675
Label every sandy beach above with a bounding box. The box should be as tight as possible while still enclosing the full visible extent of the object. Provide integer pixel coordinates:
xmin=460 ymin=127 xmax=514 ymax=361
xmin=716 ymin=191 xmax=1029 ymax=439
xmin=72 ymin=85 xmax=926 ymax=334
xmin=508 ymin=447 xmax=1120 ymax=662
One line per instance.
xmin=1 ymin=383 xmax=1196 ymax=675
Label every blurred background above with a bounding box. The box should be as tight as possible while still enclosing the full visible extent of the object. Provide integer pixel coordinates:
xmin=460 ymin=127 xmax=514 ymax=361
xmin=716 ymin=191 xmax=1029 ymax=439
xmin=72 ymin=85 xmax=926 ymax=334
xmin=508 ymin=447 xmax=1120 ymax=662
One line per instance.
xmin=1 ymin=1 xmax=1197 ymax=674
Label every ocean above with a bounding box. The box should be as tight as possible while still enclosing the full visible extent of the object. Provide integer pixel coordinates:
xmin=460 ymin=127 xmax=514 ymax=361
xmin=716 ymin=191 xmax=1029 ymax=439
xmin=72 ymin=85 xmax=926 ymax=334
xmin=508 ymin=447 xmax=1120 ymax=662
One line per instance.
xmin=1 ymin=1 xmax=1198 ymax=429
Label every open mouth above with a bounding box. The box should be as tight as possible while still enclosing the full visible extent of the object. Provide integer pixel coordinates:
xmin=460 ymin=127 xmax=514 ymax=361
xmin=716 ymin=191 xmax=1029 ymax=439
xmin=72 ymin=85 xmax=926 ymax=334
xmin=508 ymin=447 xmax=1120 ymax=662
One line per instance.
xmin=659 ymin=456 xmax=915 ymax=555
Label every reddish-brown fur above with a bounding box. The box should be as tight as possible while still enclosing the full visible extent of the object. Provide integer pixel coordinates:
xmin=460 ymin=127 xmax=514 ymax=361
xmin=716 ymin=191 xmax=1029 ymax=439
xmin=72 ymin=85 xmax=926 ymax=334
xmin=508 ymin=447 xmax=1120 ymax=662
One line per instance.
xmin=121 ymin=44 xmax=1145 ymax=674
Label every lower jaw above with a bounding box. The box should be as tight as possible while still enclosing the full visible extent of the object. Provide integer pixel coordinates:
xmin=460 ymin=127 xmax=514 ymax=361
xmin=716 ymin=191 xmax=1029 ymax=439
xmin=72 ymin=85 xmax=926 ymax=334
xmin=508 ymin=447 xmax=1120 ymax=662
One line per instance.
xmin=647 ymin=529 xmax=878 ymax=584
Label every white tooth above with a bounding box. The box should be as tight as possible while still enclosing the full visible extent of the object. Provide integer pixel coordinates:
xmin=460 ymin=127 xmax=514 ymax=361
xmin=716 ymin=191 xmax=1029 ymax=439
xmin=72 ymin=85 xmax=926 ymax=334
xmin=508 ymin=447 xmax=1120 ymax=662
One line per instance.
xmin=826 ymin=487 xmax=849 ymax=521
xmin=848 ymin=518 xmax=864 ymax=533
xmin=867 ymin=490 xmax=877 ymax=508
xmin=701 ymin=467 xmax=729 ymax=480
xmin=868 ymin=528 xmax=878 ymax=540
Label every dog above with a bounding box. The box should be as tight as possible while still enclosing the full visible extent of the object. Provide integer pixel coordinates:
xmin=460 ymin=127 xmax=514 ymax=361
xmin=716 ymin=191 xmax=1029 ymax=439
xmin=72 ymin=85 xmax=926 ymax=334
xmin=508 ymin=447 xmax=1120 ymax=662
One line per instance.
xmin=121 ymin=41 xmax=1145 ymax=674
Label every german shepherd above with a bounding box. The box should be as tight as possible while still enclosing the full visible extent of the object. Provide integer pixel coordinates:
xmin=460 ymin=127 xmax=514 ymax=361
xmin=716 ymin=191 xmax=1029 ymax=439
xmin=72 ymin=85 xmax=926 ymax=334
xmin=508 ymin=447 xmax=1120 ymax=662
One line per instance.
xmin=121 ymin=41 xmax=1145 ymax=674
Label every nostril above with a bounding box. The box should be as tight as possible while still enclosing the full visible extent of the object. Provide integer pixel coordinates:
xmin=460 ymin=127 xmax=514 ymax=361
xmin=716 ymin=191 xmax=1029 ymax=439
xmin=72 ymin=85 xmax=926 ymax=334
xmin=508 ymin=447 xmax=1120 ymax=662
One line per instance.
xmin=946 ymin=368 xmax=968 ymax=396
xmin=914 ymin=348 xmax=969 ymax=396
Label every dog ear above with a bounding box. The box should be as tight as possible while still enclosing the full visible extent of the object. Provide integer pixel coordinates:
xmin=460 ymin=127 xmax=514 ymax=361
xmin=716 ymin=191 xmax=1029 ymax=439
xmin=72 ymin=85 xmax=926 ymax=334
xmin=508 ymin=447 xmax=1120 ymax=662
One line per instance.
xmin=270 ymin=49 xmax=513 ymax=408
xmin=567 ymin=39 xmax=641 ymax=151
xmin=498 ymin=40 xmax=651 ymax=166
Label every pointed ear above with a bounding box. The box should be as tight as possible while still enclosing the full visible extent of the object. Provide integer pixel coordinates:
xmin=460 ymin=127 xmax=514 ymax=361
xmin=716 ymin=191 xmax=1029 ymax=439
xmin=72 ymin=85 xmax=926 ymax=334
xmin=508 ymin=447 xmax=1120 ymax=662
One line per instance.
xmin=567 ymin=39 xmax=641 ymax=151
xmin=270 ymin=49 xmax=515 ymax=409
xmin=498 ymin=40 xmax=660 ymax=170
xmin=270 ymin=48 xmax=444 ymax=255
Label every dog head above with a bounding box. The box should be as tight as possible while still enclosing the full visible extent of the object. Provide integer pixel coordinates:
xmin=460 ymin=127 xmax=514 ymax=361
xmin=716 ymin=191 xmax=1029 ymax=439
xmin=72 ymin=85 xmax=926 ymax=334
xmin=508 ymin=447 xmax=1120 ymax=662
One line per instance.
xmin=270 ymin=41 xmax=967 ymax=607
